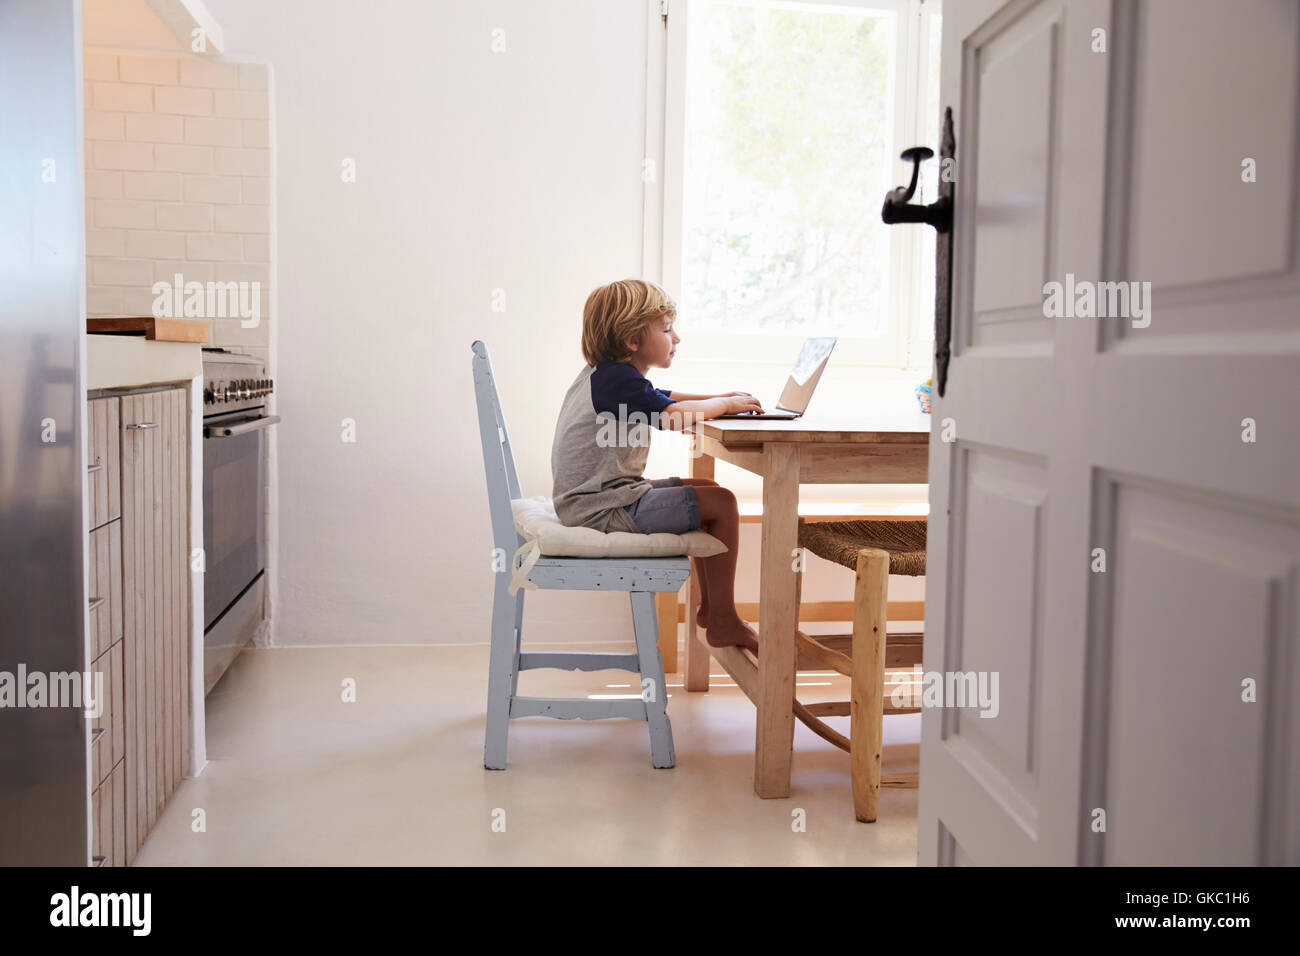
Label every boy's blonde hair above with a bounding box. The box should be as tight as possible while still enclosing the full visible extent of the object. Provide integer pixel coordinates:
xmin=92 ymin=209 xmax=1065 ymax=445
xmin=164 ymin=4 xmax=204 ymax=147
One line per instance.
xmin=581 ymin=278 xmax=676 ymax=366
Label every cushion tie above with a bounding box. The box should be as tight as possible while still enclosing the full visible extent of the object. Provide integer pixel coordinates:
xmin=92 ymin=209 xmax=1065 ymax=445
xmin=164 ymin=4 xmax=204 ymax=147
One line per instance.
xmin=508 ymin=539 xmax=542 ymax=595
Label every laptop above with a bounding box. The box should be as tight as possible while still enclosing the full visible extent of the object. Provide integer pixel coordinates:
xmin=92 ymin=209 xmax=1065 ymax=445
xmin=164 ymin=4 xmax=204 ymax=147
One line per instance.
xmin=714 ymin=336 xmax=837 ymax=420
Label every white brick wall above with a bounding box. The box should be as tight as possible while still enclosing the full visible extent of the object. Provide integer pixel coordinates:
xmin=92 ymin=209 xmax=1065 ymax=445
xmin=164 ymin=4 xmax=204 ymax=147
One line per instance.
xmin=84 ymin=50 xmax=272 ymax=356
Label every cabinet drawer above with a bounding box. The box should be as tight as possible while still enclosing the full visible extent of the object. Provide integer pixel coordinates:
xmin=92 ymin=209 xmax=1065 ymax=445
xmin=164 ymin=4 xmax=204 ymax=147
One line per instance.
xmin=88 ymin=397 xmax=120 ymax=528
xmin=87 ymin=521 xmax=122 ymax=662
xmin=90 ymin=641 xmax=124 ymax=789
xmin=91 ymin=759 xmax=126 ymax=868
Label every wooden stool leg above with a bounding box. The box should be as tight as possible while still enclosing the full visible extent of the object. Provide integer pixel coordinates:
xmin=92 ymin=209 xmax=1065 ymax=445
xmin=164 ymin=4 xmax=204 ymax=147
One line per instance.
xmin=850 ymin=548 xmax=889 ymax=822
xmin=794 ymin=557 xmax=803 ymax=623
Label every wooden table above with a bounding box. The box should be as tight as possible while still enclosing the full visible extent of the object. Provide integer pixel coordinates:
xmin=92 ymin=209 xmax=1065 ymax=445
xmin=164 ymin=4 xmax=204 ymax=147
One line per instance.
xmin=684 ymin=414 xmax=930 ymax=799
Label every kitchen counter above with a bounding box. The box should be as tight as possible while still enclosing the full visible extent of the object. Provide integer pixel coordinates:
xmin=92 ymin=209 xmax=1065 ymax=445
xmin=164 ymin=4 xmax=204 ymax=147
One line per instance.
xmin=84 ymin=331 xmax=208 ymax=782
xmin=87 ymin=334 xmax=203 ymax=391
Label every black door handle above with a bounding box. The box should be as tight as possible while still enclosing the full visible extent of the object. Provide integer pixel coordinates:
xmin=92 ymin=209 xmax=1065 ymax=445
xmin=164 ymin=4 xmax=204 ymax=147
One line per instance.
xmin=881 ymin=107 xmax=956 ymax=397
xmin=881 ymin=147 xmax=951 ymax=231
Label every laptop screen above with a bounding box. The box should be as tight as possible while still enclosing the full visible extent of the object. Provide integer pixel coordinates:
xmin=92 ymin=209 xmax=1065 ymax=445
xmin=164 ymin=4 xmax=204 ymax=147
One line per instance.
xmin=776 ymin=337 xmax=837 ymax=413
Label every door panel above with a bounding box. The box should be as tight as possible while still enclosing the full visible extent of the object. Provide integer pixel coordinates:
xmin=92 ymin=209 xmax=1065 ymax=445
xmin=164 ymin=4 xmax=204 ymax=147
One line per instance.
xmin=968 ymin=1 xmax=1061 ymax=336
xmin=1127 ymin=0 xmax=1298 ymax=292
xmin=1099 ymin=479 xmax=1294 ymax=864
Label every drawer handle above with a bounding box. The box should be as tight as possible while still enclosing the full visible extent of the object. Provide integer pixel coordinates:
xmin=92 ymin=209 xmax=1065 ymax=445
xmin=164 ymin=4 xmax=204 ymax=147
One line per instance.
xmin=125 ymin=422 xmax=158 ymax=430
xmin=88 ymin=596 xmax=106 ymax=612
xmin=87 ymin=463 xmax=104 ymax=474
xmin=92 ymin=856 xmax=106 ymax=866
xmin=91 ymin=727 xmax=105 ymax=742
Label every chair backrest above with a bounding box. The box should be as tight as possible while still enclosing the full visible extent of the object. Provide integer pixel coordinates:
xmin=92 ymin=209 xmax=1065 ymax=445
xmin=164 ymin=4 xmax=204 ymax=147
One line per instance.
xmin=471 ymin=341 xmax=525 ymax=556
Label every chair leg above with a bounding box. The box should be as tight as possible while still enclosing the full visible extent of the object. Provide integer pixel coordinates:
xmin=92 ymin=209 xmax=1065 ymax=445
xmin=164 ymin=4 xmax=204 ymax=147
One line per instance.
xmin=850 ymin=548 xmax=890 ymax=822
xmin=484 ymin=579 xmax=522 ymax=770
xmin=631 ymin=590 xmax=676 ymax=769
xmin=509 ymin=589 xmax=524 ymax=700
xmin=656 ymin=589 xmax=679 ymax=674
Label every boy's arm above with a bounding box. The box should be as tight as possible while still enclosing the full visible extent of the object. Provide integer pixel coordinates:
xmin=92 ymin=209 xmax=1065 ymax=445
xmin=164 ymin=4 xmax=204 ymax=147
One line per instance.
xmin=661 ymin=390 xmax=754 ymax=401
xmin=658 ymin=395 xmax=763 ymax=431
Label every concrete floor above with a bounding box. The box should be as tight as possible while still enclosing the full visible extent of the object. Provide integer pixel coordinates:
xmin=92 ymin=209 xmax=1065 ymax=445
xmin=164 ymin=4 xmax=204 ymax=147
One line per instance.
xmin=135 ymin=643 xmax=920 ymax=865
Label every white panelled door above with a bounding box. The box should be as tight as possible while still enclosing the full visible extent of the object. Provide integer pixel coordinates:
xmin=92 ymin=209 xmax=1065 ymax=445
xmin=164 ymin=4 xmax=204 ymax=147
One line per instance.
xmin=919 ymin=0 xmax=1300 ymax=865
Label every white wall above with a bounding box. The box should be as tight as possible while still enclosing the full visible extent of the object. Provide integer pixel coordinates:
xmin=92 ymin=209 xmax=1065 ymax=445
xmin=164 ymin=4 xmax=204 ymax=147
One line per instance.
xmin=204 ymin=0 xmax=921 ymax=647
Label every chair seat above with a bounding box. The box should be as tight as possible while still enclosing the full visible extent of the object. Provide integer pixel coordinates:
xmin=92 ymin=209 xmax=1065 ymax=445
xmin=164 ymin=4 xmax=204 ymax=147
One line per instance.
xmin=797 ymin=518 xmax=927 ymax=576
xmin=524 ymin=554 xmax=691 ymax=593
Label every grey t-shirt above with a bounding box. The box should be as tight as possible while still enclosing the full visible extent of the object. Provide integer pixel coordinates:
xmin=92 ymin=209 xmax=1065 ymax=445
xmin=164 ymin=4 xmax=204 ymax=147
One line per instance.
xmin=551 ymin=362 xmax=674 ymax=533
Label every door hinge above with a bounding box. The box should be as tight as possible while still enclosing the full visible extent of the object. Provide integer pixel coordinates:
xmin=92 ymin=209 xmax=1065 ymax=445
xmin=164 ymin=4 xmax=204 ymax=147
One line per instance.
xmin=660 ymin=0 xmax=668 ymax=25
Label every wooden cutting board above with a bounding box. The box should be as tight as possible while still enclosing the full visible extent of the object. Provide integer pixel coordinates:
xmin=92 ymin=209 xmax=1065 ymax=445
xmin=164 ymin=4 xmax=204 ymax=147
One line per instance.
xmin=87 ymin=317 xmax=210 ymax=343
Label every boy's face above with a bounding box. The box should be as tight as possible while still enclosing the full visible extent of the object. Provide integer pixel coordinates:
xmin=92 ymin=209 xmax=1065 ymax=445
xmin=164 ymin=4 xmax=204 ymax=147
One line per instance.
xmin=627 ymin=314 xmax=680 ymax=371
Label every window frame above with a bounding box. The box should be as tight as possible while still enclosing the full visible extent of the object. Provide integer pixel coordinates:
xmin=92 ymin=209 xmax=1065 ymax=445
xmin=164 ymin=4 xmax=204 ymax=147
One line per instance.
xmin=648 ymin=0 xmax=943 ymax=374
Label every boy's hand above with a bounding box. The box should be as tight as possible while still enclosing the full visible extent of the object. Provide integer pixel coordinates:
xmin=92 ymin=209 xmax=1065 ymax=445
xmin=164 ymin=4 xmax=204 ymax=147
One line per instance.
xmin=659 ymin=394 xmax=763 ymax=430
xmin=721 ymin=395 xmax=764 ymax=415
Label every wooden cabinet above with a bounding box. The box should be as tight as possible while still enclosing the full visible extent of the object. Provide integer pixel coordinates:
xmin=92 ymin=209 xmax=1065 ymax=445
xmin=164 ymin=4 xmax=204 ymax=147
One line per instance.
xmin=88 ymin=387 xmax=189 ymax=866
xmin=121 ymin=388 xmax=190 ymax=861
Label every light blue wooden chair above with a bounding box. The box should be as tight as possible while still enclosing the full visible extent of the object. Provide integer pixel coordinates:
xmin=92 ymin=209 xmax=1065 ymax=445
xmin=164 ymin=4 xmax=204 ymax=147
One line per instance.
xmin=472 ymin=341 xmax=686 ymax=770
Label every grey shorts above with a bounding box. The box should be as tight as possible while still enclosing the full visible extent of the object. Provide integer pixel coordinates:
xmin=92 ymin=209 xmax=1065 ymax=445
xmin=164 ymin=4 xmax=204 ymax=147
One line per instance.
xmin=623 ymin=477 xmax=701 ymax=534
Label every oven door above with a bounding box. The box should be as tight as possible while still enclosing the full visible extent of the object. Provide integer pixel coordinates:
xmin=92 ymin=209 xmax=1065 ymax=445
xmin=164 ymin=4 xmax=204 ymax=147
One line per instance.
xmin=202 ymin=410 xmax=277 ymax=630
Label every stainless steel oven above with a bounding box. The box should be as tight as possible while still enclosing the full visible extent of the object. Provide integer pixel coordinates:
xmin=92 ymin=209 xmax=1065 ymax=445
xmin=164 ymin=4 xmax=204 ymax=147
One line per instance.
xmin=202 ymin=349 xmax=278 ymax=694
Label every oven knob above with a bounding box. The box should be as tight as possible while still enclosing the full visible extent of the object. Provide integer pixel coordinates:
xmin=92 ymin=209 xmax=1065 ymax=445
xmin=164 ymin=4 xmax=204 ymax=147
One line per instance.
xmin=204 ymin=382 xmax=215 ymax=404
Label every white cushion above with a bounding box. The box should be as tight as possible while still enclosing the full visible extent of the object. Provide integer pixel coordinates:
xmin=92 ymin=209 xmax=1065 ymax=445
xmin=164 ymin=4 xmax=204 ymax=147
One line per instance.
xmin=510 ymin=495 xmax=727 ymax=558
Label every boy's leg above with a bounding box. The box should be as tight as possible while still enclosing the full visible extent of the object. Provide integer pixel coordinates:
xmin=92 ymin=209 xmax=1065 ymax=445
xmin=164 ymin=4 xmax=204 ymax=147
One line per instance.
xmin=692 ymin=484 xmax=759 ymax=652
xmin=680 ymin=478 xmax=719 ymax=627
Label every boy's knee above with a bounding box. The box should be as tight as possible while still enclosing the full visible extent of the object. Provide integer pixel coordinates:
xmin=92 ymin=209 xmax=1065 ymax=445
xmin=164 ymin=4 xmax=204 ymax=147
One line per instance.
xmin=698 ymin=485 xmax=736 ymax=511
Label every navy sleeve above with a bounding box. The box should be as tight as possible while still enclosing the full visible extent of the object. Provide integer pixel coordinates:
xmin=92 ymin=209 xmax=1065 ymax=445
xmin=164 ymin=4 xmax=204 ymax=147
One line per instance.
xmin=591 ymin=363 xmax=674 ymax=427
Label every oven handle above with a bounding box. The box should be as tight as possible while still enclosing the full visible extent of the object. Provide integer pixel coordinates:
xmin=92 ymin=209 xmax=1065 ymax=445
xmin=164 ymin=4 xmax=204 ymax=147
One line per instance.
xmin=204 ymin=414 xmax=281 ymax=438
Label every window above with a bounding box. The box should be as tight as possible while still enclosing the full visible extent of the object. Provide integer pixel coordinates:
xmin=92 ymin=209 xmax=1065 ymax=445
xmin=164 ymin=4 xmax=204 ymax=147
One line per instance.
xmin=659 ymin=0 xmax=942 ymax=373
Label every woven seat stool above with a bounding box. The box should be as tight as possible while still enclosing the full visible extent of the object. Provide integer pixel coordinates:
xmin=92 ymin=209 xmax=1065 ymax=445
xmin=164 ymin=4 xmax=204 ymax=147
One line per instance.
xmin=794 ymin=518 xmax=927 ymax=822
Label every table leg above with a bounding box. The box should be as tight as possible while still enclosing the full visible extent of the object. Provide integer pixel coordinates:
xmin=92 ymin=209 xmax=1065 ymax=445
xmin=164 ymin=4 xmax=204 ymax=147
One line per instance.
xmin=755 ymin=443 xmax=798 ymax=798
xmin=684 ymin=440 xmax=714 ymax=692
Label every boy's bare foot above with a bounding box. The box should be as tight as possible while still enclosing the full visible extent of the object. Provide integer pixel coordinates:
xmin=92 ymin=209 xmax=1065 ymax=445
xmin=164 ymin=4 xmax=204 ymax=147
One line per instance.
xmin=704 ymin=617 xmax=759 ymax=654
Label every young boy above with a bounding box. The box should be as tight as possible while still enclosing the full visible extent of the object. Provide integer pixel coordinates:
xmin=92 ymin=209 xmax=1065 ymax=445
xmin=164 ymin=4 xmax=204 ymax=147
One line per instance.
xmin=551 ymin=278 xmax=763 ymax=652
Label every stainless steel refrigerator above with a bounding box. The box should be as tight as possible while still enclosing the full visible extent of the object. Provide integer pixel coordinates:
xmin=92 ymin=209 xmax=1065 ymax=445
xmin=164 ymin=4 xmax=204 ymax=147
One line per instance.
xmin=0 ymin=0 xmax=89 ymax=866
